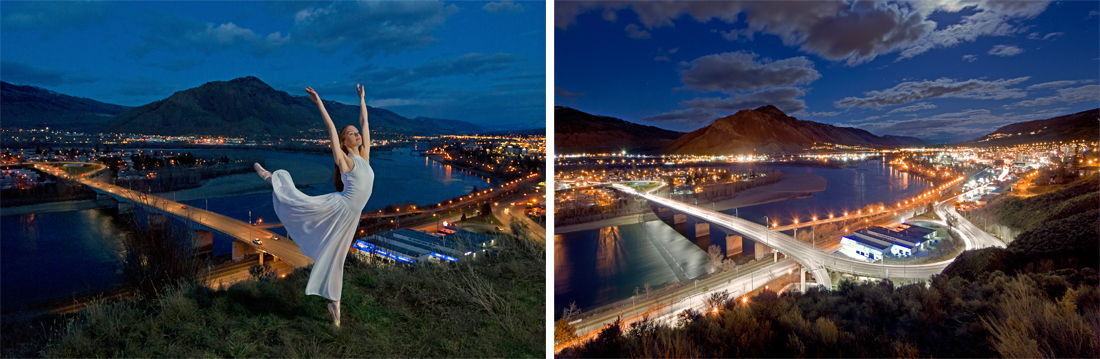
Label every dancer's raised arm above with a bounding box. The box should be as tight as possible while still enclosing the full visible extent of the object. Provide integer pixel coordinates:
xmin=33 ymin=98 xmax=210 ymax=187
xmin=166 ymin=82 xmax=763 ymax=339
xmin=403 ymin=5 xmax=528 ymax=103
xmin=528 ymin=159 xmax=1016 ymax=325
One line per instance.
xmin=357 ymin=84 xmax=370 ymax=159
xmin=306 ymin=87 xmax=353 ymax=173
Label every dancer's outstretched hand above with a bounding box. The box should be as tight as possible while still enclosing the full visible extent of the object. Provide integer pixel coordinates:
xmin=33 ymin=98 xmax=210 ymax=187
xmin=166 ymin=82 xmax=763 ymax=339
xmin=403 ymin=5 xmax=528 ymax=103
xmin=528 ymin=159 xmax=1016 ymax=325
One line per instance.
xmin=357 ymin=84 xmax=365 ymax=99
xmin=305 ymin=87 xmax=322 ymax=105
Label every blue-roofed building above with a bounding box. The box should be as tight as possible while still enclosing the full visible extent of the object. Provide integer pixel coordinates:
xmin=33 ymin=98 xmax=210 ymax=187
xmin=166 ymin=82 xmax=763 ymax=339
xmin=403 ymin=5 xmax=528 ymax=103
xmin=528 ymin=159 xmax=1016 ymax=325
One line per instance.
xmin=354 ymin=227 xmax=498 ymax=264
xmin=841 ymin=223 xmax=940 ymax=260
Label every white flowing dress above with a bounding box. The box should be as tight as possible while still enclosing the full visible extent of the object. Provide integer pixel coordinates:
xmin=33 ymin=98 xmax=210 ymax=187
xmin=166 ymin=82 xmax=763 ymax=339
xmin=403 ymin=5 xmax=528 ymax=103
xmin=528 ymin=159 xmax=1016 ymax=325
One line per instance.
xmin=269 ymin=153 xmax=373 ymax=301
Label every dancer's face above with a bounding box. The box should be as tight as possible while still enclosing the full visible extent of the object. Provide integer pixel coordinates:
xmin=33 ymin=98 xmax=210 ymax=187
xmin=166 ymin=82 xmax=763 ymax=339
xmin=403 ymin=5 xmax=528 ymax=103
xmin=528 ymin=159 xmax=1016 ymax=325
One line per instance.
xmin=341 ymin=126 xmax=362 ymax=148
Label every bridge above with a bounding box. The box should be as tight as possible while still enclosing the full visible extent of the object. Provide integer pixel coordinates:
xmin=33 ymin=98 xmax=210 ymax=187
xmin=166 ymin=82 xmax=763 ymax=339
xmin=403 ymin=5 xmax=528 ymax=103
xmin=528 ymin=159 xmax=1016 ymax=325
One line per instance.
xmin=768 ymin=176 xmax=965 ymax=231
xmin=613 ymin=177 xmax=1005 ymax=288
xmin=255 ymin=172 xmax=541 ymax=229
xmin=33 ymin=162 xmax=314 ymax=268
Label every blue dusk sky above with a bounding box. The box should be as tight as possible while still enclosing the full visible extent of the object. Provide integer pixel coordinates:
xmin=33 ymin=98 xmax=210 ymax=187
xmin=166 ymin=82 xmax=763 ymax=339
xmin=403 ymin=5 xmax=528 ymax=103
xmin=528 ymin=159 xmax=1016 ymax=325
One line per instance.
xmin=556 ymin=1 xmax=1100 ymax=143
xmin=1 ymin=1 xmax=545 ymax=130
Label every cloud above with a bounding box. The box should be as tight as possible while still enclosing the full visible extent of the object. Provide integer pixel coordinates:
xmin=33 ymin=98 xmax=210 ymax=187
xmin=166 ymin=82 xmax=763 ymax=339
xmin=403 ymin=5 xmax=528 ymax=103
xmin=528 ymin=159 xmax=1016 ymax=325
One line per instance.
xmin=555 ymin=87 xmax=586 ymax=98
xmin=653 ymin=47 xmax=677 ymax=61
xmin=897 ymin=0 xmax=1052 ymax=61
xmin=558 ymin=1 xmax=1053 ymax=66
xmin=642 ymin=88 xmax=808 ymax=128
xmin=0 ymin=1 xmax=110 ymax=33
xmin=1009 ymin=84 xmax=1100 ymax=107
xmin=1028 ymin=31 xmax=1063 ymax=40
xmin=962 ymin=54 xmax=978 ymax=62
xmin=255 ymin=1 xmax=458 ymax=59
xmin=1027 ymin=80 xmax=1081 ymax=89
xmin=482 ymin=1 xmax=524 ymax=13
xmin=641 ymin=108 xmax=720 ymax=125
xmin=624 ymin=23 xmax=650 ymax=39
xmin=988 ymin=44 xmax=1024 ymax=57
xmin=887 ymin=102 xmax=937 ymax=114
xmin=835 ymin=77 xmax=1029 ymax=109
xmin=0 ymin=60 xmax=99 ymax=86
xmin=800 ymin=111 xmax=841 ymax=117
xmin=678 ymin=52 xmax=821 ymax=93
xmin=130 ymin=18 xmax=290 ymax=58
xmin=681 ymin=87 xmax=808 ymax=114
xmin=857 ymin=107 xmax=1081 ymax=143
xmin=356 ymin=53 xmax=520 ymax=90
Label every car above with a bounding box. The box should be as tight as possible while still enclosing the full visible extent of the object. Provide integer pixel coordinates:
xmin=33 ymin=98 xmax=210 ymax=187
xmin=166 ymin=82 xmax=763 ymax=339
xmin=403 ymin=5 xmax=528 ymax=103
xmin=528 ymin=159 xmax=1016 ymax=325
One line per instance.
xmin=252 ymin=238 xmax=263 ymax=245
xmin=270 ymin=235 xmax=279 ymax=241
xmin=494 ymin=226 xmax=502 ymax=231
xmin=181 ymin=205 xmax=187 ymax=209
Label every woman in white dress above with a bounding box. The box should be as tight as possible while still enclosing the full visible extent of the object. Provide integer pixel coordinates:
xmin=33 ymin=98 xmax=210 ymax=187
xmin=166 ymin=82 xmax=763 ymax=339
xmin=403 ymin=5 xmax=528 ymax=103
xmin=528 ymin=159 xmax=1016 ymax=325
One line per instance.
xmin=254 ymin=84 xmax=374 ymax=327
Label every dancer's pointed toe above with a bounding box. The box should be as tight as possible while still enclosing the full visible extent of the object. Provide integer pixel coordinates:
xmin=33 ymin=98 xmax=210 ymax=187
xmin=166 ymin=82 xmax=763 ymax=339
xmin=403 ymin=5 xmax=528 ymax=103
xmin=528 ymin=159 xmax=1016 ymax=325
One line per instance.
xmin=254 ymin=163 xmax=272 ymax=182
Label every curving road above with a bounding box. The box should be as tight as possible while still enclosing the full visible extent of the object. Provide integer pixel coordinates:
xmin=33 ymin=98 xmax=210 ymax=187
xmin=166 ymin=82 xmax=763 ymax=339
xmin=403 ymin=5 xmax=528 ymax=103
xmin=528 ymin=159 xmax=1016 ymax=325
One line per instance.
xmin=613 ymin=177 xmax=1005 ymax=284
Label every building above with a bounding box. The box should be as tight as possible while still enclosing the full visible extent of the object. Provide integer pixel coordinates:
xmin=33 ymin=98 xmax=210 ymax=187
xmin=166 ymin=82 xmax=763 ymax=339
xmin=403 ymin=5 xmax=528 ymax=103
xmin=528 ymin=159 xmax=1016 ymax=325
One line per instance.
xmin=841 ymin=223 xmax=937 ymax=260
xmin=354 ymin=227 xmax=497 ymax=264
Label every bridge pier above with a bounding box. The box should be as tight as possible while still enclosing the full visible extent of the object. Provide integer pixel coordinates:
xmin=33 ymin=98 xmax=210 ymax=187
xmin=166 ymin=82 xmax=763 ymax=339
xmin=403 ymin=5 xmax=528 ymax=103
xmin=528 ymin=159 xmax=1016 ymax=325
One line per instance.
xmin=232 ymin=240 xmax=260 ymax=262
xmin=192 ymin=230 xmax=213 ymax=256
xmin=800 ymin=267 xmax=806 ymax=292
xmin=726 ymin=235 xmax=742 ymax=258
xmin=694 ymin=222 xmax=710 ymax=238
xmin=673 ymin=214 xmax=686 ymax=224
xmin=116 ymin=202 xmax=135 ymax=215
xmin=754 ymin=241 xmax=772 ymax=260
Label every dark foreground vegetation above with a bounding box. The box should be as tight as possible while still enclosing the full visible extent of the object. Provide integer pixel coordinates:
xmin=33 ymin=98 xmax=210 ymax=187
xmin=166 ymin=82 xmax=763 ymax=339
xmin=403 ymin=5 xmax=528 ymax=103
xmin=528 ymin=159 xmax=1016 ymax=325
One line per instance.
xmin=2 ymin=220 xmax=545 ymax=358
xmin=559 ymin=175 xmax=1099 ymax=358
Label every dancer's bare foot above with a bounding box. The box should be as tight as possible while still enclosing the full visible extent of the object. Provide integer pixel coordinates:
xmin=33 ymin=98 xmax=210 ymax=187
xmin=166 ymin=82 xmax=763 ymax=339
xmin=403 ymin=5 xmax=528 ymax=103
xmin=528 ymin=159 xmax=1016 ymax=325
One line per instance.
xmin=254 ymin=163 xmax=271 ymax=182
xmin=328 ymin=301 xmax=341 ymax=327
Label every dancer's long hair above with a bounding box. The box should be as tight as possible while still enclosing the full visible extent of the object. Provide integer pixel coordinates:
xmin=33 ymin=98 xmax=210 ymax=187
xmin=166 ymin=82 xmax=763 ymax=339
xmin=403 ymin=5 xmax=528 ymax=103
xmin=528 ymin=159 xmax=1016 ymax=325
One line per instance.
xmin=333 ymin=125 xmax=355 ymax=192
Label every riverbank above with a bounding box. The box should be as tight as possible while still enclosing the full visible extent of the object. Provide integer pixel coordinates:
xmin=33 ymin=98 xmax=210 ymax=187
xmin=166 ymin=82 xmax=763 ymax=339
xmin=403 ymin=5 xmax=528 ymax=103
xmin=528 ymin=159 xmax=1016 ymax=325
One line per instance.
xmin=0 ymin=198 xmax=114 ymax=216
xmin=555 ymin=171 xmax=827 ymax=234
xmin=158 ymin=156 xmax=333 ymax=201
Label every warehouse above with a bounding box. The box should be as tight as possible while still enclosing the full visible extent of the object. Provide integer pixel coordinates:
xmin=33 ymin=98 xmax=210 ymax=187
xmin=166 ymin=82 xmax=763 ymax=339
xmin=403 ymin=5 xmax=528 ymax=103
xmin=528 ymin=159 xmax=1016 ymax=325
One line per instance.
xmin=354 ymin=227 xmax=497 ymax=264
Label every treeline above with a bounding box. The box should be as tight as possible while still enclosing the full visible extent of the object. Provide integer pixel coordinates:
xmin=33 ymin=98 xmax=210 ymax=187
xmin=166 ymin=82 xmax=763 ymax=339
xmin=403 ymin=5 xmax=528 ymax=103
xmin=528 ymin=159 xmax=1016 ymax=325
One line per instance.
xmin=555 ymin=190 xmax=649 ymax=227
xmin=103 ymin=155 xmax=264 ymax=193
xmin=559 ymin=180 xmax=1100 ymax=358
xmin=672 ymin=170 xmax=781 ymax=204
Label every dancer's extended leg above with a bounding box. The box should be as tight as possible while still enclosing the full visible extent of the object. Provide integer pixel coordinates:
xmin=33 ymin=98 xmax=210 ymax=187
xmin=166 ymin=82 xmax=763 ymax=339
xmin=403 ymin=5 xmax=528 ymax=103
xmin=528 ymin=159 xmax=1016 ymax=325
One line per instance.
xmin=328 ymin=300 xmax=341 ymax=327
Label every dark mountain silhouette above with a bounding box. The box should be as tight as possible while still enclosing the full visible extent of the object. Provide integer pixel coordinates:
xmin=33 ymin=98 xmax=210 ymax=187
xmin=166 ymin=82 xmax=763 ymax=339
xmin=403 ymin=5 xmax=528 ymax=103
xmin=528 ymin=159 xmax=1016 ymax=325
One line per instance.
xmin=480 ymin=128 xmax=545 ymax=136
xmin=663 ymin=105 xmax=926 ymax=155
xmin=555 ymin=106 xmax=683 ymax=154
xmin=1 ymin=81 xmax=131 ymax=131
xmin=105 ymin=76 xmax=481 ymax=136
xmin=964 ymin=108 xmax=1099 ymax=146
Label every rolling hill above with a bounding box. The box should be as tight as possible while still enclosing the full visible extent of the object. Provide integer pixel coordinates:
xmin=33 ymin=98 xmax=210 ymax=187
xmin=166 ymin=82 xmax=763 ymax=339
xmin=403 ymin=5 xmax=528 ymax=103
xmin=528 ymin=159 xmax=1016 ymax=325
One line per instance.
xmin=1 ymin=81 xmax=131 ymax=131
xmin=555 ymin=106 xmax=683 ymax=154
xmin=663 ymin=105 xmax=926 ymax=155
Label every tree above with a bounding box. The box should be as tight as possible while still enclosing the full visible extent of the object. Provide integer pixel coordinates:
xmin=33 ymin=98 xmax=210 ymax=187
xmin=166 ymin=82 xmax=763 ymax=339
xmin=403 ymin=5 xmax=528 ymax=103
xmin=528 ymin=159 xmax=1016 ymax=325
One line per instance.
xmin=706 ymin=244 xmax=725 ymax=274
xmin=480 ymin=202 xmax=492 ymax=217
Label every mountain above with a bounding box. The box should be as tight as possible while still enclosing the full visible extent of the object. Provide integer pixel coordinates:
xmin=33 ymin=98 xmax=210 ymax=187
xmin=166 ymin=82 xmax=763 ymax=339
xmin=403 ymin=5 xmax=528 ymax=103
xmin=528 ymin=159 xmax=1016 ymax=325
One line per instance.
xmin=1 ymin=81 xmax=131 ymax=131
xmin=966 ymin=108 xmax=1099 ymax=146
xmin=663 ymin=105 xmax=926 ymax=155
xmin=555 ymin=106 xmax=683 ymax=154
xmin=105 ymin=76 xmax=480 ymax=137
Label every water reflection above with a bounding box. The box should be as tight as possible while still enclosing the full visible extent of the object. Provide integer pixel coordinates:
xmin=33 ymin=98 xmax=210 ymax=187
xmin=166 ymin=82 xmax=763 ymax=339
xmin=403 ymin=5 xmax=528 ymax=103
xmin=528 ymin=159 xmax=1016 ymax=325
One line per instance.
xmin=595 ymin=226 xmax=626 ymax=277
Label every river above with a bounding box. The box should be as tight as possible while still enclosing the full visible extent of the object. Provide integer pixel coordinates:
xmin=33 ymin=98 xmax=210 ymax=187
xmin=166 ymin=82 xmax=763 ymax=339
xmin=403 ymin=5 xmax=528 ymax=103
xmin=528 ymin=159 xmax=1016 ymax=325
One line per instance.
xmin=1 ymin=147 xmax=496 ymax=311
xmin=554 ymin=161 xmax=935 ymax=316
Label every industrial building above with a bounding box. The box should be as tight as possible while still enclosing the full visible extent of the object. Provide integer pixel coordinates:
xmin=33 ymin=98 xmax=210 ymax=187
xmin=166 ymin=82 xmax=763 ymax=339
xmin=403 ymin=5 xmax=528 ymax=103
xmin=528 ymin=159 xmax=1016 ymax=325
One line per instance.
xmin=354 ymin=227 xmax=497 ymax=264
xmin=840 ymin=223 xmax=937 ymax=260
